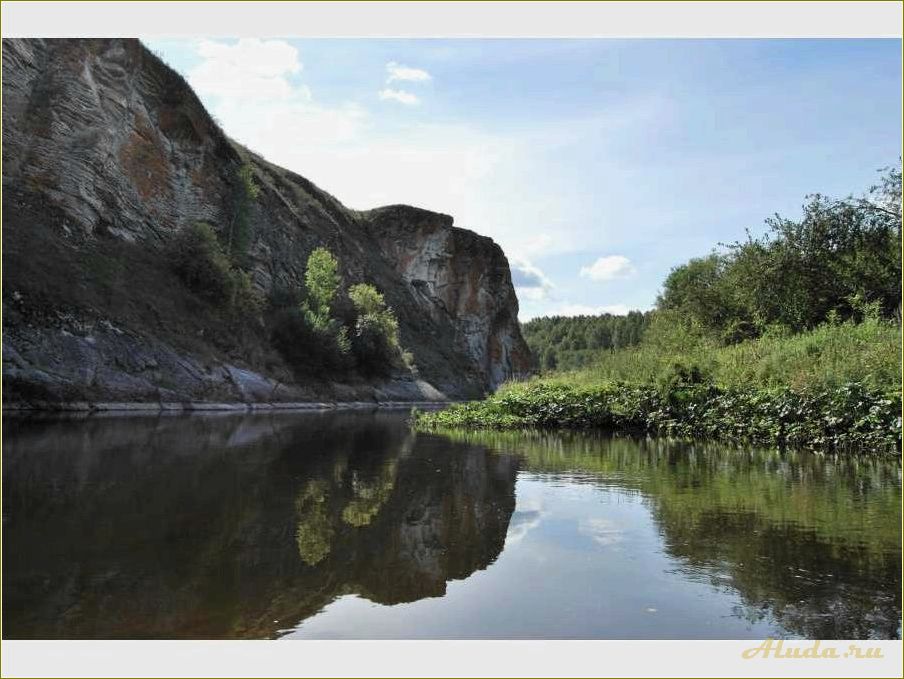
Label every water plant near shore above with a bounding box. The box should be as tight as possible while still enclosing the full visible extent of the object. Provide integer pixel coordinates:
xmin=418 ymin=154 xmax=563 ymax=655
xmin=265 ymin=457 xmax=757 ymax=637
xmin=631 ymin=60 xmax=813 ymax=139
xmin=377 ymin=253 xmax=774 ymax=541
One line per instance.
xmin=415 ymin=381 xmax=901 ymax=455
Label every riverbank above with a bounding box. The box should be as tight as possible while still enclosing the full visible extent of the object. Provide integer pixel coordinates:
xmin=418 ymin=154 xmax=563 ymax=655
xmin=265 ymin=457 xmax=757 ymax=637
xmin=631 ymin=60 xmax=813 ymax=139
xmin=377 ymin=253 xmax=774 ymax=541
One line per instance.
xmin=415 ymin=381 xmax=902 ymax=455
xmin=3 ymin=399 xmax=451 ymax=415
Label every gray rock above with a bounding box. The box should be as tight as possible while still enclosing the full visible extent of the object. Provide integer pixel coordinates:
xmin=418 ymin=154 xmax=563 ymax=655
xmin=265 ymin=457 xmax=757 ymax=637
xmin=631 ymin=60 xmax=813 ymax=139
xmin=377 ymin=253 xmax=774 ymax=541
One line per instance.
xmin=2 ymin=38 xmax=533 ymax=408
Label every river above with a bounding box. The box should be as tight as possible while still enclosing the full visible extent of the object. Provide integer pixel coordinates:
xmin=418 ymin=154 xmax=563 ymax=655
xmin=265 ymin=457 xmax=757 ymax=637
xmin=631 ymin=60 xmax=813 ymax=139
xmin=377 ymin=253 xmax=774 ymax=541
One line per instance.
xmin=3 ymin=409 xmax=900 ymax=639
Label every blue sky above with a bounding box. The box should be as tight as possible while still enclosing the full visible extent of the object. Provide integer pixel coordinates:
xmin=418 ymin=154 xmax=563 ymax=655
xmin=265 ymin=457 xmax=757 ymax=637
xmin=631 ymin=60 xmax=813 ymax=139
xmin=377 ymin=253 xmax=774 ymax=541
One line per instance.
xmin=146 ymin=38 xmax=902 ymax=320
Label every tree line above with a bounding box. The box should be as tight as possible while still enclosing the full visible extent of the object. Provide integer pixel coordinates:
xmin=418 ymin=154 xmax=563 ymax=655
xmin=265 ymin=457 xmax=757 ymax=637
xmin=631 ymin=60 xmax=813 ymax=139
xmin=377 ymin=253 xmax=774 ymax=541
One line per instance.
xmin=521 ymin=311 xmax=651 ymax=371
xmin=522 ymin=163 xmax=901 ymax=370
xmin=658 ymin=164 xmax=901 ymax=343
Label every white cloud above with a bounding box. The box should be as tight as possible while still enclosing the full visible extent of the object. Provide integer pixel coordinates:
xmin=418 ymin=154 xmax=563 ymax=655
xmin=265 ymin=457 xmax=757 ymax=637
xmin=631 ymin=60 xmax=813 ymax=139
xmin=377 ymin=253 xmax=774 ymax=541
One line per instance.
xmin=215 ymin=99 xmax=367 ymax=150
xmin=516 ymin=287 xmax=547 ymax=302
xmin=579 ymin=255 xmax=636 ymax=282
xmin=183 ymin=38 xmax=369 ymax=168
xmin=386 ymin=61 xmax=432 ymax=83
xmin=189 ymin=38 xmax=304 ymax=101
xmin=153 ymin=39 xmax=632 ymax=286
xmin=511 ymin=257 xmax=554 ymax=302
xmin=378 ymin=88 xmax=420 ymax=106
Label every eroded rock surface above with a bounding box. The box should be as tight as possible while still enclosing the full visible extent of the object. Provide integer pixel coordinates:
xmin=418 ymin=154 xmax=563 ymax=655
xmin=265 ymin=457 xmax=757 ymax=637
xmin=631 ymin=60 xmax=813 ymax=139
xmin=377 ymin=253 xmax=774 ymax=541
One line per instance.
xmin=2 ymin=38 xmax=532 ymax=406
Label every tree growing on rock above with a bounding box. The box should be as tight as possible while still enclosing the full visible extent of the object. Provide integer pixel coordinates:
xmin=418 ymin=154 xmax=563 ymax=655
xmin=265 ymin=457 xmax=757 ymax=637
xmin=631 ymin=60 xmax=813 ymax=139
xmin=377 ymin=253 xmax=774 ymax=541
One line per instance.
xmin=348 ymin=283 xmax=403 ymax=376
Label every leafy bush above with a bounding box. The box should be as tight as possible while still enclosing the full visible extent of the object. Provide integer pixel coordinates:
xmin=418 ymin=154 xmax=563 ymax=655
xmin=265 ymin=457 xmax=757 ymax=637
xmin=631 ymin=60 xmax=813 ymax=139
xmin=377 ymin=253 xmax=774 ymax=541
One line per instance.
xmin=416 ymin=380 xmax=901 ymax=455
xmin=169 ymin=222 xmax=235 ymax=303
xmin=658 ymin=165 xmax=901 ymax=340
xmin=168 ymin=222 xmax=263 ymax=322
xmin=270 ymin=306 xmax=352 ymax=376
xmin=269 ymin=247 xmax=353 ymax=377
xmin=303 ymin=247 xmax=342 ymax=330
xmin=656 ymin=361 xmax=709 ymax=392
xmin=266 ymin=250 xmax=417 ymax=380
xmin=348 ymin=283 xmax=403 ymax=376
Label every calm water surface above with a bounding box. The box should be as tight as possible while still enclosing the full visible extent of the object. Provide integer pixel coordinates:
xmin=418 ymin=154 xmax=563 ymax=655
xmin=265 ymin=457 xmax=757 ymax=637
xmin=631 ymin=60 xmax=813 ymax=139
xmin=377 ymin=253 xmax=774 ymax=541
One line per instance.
xmin=3 ymin=410 xmax=901 ymax=639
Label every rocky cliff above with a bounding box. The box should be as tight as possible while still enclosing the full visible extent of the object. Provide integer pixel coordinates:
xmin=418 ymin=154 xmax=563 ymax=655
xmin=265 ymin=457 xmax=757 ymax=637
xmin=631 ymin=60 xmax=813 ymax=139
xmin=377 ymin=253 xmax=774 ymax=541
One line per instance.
xmin=1 ymin=38 xmax=532 ymax=407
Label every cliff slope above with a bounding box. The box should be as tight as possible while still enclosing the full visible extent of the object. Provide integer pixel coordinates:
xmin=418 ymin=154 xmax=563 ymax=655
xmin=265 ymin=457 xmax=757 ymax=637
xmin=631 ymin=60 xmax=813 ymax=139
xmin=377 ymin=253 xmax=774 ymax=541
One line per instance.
xmin=2 ymin=38 xmax=531 ymax=406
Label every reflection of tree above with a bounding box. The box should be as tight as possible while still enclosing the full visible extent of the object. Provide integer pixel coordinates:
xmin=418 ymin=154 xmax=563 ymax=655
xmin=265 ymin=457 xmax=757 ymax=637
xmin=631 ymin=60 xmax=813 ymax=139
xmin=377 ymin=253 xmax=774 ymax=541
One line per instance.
xmin=294 ymin=480 xmax=333 ymax=566
xmin=437 ymin=428 xmax=902 ymax=639
xmin=342 ymin=461 xmax=399 ymax=527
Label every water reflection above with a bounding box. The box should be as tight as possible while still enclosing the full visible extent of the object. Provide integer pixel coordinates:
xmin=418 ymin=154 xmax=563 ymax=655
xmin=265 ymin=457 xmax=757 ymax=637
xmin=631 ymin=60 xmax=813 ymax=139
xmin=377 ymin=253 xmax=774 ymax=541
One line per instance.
xmin=3 ymin=411 xmax=517 ymax=638
xmin=3 ymin=413 xmax=900 ymax=639
xmin=440 ymin=429 xmax=902 ymax=640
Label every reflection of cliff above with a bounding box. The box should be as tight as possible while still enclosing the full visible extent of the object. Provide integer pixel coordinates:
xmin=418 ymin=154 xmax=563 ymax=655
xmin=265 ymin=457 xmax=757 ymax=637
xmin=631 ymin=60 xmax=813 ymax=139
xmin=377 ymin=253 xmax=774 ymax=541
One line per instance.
xmin=440 ymin=429 xmax=902 ymax=639
xmin=2 ymin=411 xmax=517 ymax=639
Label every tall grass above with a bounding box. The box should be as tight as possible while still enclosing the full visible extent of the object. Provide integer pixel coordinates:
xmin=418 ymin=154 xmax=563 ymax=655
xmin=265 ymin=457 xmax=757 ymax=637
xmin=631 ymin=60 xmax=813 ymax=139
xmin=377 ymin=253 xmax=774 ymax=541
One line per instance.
xmin=513 ymin=318 xmax=901 ymax=394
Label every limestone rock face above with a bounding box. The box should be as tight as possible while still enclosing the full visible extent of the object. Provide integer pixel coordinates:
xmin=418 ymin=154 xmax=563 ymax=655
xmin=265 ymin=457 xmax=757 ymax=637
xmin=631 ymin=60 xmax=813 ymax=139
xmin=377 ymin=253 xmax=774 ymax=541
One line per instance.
xmin=362 ymin=206 xmax=531 ymax=391
xmin=2 ymin=38 xmax=532 ymax=404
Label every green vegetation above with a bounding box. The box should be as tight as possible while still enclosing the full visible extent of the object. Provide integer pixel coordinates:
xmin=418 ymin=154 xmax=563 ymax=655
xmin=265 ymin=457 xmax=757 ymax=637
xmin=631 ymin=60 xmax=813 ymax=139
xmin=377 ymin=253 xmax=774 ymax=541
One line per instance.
xmin=302 ymin=247 xmax=342 ymax=330
xmin=349 ymin=283 xmax=406 ymax=377
xmin=165 ymin=215 xmax=408 ymax=380
xmin=521 ymin=311 xmax=650 ymax=370
xmin=420 ymin=165 xmax=902 ymax=454
xmin=270 ymin=248 xmax=410 ymax=379
xmin=658 ymin=165 xmax=901 ymax=342
xmin=270 ymin=248 xmax=352 ymax=376
xmin=168 ymin=221 xmax=263 ymax=322
xmin=417 ymin=380 xmax=900 ymax=454
xmin=534 ymin=312 xmax=901 ymax=393
xmin=225 ymin=162 xmax=261 ymax=263
xmin=167 ymin=161 xmax=264 ymax=326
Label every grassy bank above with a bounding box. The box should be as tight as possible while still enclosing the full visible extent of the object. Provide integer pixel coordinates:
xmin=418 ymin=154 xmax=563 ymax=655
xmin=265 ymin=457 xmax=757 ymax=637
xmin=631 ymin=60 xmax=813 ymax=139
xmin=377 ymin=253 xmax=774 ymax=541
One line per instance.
xmin=416 ymin=320 xmax=902 ymax=454
xmin=538 ymin=317 xmax=901 ymax=393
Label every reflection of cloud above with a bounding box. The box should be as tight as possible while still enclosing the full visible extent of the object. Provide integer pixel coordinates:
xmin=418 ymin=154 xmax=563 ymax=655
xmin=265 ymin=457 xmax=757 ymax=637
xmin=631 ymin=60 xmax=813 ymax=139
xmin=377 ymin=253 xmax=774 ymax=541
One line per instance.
xmin=579 ymin=517 xmax=624 ymax=547
xmin=505 ymin=508 xmax=542 ymax=546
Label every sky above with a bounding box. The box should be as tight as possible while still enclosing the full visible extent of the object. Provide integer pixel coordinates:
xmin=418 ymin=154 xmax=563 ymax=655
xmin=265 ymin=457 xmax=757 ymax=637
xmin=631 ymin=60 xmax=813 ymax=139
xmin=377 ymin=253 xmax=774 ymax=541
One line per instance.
xmin=145 ymin=38 xmax=902 ymax=321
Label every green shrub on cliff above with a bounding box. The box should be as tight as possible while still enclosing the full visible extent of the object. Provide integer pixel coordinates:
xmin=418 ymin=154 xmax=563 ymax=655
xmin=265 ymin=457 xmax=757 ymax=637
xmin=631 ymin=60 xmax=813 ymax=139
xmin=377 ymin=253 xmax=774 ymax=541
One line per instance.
xmin=348 ymin=283 xmax=403 ymax=377
xmin=169 ymin=222 xmax=234 ymax=301
xmin=270 ymin=247 xmax=354 ymax=377
xmin=269 ymin=251 xmax=416 ymax=379
xmin=168 ymin=221 xmax=263 ymax=322
xmin=302 ymin=248 xmax=342 ymax=329
xmin=270 ymin=305 xmax=353 ymax=376
xmin=226 ymin=162 xmax=261 ymax=264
